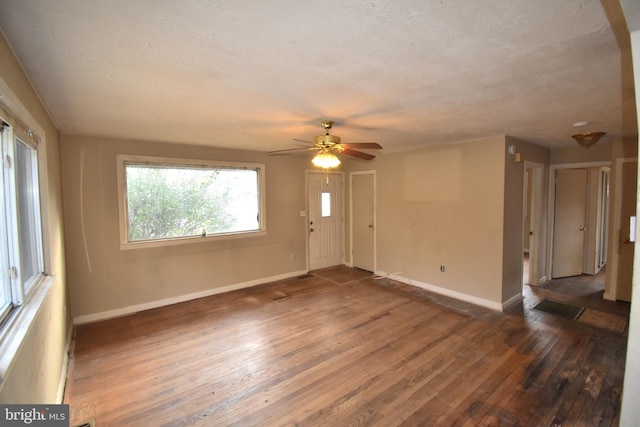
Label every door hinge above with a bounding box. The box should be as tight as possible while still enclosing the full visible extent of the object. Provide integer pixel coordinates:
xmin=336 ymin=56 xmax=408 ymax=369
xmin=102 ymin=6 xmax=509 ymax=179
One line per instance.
xmin=9 ymin=266 xmax=17 ymax=280
xmin=3 ymin=154 xmax=10 ymax=169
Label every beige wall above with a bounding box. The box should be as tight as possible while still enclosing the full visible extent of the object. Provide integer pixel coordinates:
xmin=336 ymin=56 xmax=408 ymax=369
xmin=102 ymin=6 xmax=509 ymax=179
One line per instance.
xmin=61 ymin=132 xmax=552 ymax=314
xmin=0 ymin=35 xmax=70 ymax=402
xmin=502 ymin=137 xmax=550 ymax=301
xmin=604 ymin=137 xmax=638 ymax=301
xmin=61 ymin=135 xmax=310 ymax=320
xmin=550 ymin=142 xmax=612 ymax=164
xmin=347 ymin=136 xmax=511 ymax=306
xmin=620 ymin=1 xmax=640 ymax=421
xmin=345 ymin=136 xmax=552 ymax=308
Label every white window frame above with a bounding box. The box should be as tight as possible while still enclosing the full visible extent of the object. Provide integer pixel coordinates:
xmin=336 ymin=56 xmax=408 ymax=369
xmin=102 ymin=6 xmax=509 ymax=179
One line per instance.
xmin=0 ymin=117 xmax=46 ymax=328
xmin=116 ymin=154 xmax=267 ymax=250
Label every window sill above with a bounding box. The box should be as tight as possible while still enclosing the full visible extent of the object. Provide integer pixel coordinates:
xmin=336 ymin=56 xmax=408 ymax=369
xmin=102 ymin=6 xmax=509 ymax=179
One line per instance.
xmin=0 ymin=274 xmax=55 ymax=390
xmin=119 ymin=229 xmax=267 ymax=250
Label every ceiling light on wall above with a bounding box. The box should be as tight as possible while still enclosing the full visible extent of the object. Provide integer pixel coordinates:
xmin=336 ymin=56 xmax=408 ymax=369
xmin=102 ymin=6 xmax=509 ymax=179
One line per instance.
xmin=572 ymin=131 xmax=606 ymax=149
xmin=311 ymin=150 xmax=341 ymax=169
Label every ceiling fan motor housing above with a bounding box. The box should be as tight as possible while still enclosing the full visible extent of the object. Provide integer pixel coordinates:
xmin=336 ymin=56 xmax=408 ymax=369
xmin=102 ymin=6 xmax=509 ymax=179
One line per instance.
xmin=314 ymin=133 xmax=342 ymax=149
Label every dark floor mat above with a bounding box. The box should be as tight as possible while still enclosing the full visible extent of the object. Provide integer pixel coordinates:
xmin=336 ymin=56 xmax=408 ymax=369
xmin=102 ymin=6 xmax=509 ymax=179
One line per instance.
xmin=533 ymin=299 xmax=584 ymax=320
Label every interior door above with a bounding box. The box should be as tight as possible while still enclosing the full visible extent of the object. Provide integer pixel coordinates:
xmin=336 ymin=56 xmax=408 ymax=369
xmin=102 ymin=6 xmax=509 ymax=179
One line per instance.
xmin=617 ymin=160 xmax=637 ymax=301
xmin=351 ymin=172 xmax=375 ymax=272
xmin=552 ymin=168 xmax=588 ymax=278
xmin=308 ymin=172 xmax=343 ymax=270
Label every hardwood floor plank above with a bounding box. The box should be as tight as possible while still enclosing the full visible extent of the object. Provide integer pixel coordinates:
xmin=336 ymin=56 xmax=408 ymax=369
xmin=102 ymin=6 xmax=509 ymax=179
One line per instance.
xmin=294 ymin=315 xmax=489 ymax=425
xmin=64 ymin=267 xmax=628 ymax=426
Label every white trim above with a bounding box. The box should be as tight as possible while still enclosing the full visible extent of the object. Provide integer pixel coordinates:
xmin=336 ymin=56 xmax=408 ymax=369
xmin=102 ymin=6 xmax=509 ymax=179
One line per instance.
xmin=550 ymin=161 xmax=612 ymax=170
xmin=73 ymin=269 xmax=307 ymax=325
xmin=55 ymin=322 xmax=73 ymax=403
xmin=594 ymin=166 xmax=611 ymax=273
xmin=502 ymin=292 xmax=523 ymax=311
xmin=1 ymin=79 xmax=53 ymax=278
xmin=116 ymin=154 xmax=267 ymax=249
xmin=377 ymin=271 xmax=504 ymax=311
xmin=0 ymin=274 xmax=55 ymax=391
xmin=305 ymin=170 xmax=346 ymax=271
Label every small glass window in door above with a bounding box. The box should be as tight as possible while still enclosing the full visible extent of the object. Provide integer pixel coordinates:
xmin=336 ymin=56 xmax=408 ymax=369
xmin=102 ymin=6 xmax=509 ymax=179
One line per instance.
xmin=321 ymin=192 xmax=331 ymax=217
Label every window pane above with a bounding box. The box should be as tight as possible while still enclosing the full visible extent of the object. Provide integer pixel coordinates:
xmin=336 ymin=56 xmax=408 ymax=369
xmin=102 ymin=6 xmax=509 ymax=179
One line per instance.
xmin=321 ymin=192 xmax=331 ymax=217
xmin=0 ymin=140 xmax=11 ymax=319
xmin=15 ymin=138 xmax=43 ymax=294
xmin=125 ymin=164 xmax=260 ymax=241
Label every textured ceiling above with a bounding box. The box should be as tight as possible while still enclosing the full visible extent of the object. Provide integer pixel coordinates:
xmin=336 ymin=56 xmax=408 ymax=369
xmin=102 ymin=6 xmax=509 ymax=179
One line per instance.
xmin=0 ymin=0 xmax=636 ymax=153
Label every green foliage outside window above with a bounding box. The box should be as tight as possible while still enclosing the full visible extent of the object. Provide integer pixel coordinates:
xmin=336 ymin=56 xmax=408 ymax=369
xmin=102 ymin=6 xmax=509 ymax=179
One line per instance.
xmin=125 ymin=165 xmax=237 ymax=241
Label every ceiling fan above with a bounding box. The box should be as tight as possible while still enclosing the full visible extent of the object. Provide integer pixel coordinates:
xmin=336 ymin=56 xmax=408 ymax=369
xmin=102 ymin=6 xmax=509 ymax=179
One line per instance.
xmin=268 ymin=120 xmax=382 ymax=168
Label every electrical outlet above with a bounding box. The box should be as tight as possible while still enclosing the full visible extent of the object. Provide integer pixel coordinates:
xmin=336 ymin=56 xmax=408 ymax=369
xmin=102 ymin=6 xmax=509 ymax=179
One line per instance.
xmin=440 ymin=265 xmax=446 ymax=272
xmin=290 ymin=254 xmax=295 ymax=261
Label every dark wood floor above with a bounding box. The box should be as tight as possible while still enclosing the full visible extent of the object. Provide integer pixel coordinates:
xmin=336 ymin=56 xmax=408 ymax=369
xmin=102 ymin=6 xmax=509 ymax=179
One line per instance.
xmin=64 ymin=266 xmax=629 ymax=426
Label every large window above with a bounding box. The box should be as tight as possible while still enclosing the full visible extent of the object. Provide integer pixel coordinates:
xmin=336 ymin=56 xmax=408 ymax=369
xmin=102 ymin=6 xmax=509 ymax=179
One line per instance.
xmin=1 ymin=118 xmax=44 ymax=325
xmin=117 ymin=155 xmax=266 ymax=248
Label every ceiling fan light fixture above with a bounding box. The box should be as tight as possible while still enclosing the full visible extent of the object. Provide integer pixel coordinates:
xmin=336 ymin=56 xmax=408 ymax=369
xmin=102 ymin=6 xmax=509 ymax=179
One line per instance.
xmin=312 ymin=151 xmax=341 ymax=169
xmin=572 ymin=131 xmax=606 ymax=148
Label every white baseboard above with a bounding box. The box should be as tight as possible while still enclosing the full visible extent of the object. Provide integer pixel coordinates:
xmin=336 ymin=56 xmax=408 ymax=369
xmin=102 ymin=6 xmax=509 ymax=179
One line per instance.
xmin=73 ymin=269 xmax=308 ymax=325
xmin=376 ymin=271 xmax=506 ymax=311
xmin=501 ymin=293 xmax=523 ymax=311
xmin=56 ymin=323 xmax=74 ymax=403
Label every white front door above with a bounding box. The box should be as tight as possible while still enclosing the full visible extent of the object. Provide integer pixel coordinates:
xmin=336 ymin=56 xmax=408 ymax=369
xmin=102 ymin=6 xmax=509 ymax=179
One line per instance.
xmin=308 ymin=172 xmax=344 ymax=270
xmin=552 ymin=168 xmax=588 ymax=278
xmin=351 ymin=172 xmax=375 ymax=272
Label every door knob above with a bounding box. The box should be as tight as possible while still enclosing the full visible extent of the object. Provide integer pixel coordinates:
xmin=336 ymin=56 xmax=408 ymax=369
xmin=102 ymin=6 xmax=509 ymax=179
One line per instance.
xmin=579 ymin=226 xmax=586 ymax=231
xmin=368 ymin=224 xmax=373 ymax=229
xmin=309 ymin=228 xmax=314 ymax=232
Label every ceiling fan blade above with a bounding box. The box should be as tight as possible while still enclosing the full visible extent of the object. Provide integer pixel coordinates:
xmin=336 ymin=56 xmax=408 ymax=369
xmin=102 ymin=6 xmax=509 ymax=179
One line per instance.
xmin=341 ymin=148 xmax=376 ymax=160
xmin=293 ymin=138 xmax=314 ymax=145
xmin=268 ymin=147 xmax=317 ymax=156
xmin=341 ymin=142 xmax=382 ymax=149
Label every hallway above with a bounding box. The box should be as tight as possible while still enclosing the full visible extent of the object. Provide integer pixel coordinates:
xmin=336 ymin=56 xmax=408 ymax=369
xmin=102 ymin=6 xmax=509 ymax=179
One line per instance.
xmin=517 ymin=263 xmax=630 ymax=335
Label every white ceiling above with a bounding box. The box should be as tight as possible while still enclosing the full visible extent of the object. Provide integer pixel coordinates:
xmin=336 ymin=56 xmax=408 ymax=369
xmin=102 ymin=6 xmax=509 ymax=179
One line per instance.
xmin=0 ymin=0 xmax=636 ymax=153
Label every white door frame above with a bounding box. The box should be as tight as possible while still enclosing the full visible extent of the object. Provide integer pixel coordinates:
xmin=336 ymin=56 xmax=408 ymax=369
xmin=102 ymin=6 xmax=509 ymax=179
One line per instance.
xmin=547 ymin=161 xmax=610 ymax=282
xmin=349 ymin=170 xmax=376 ymax=272
xmin=305 ymin=170 xmax=346 ymax=271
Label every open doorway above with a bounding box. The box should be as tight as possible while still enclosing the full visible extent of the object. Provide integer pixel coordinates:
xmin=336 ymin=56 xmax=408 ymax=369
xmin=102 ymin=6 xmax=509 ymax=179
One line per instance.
xmin=522 ymin=161 xmax=545 ymax=286
xmin=545 ymin=163 xmax=611 ymax=296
